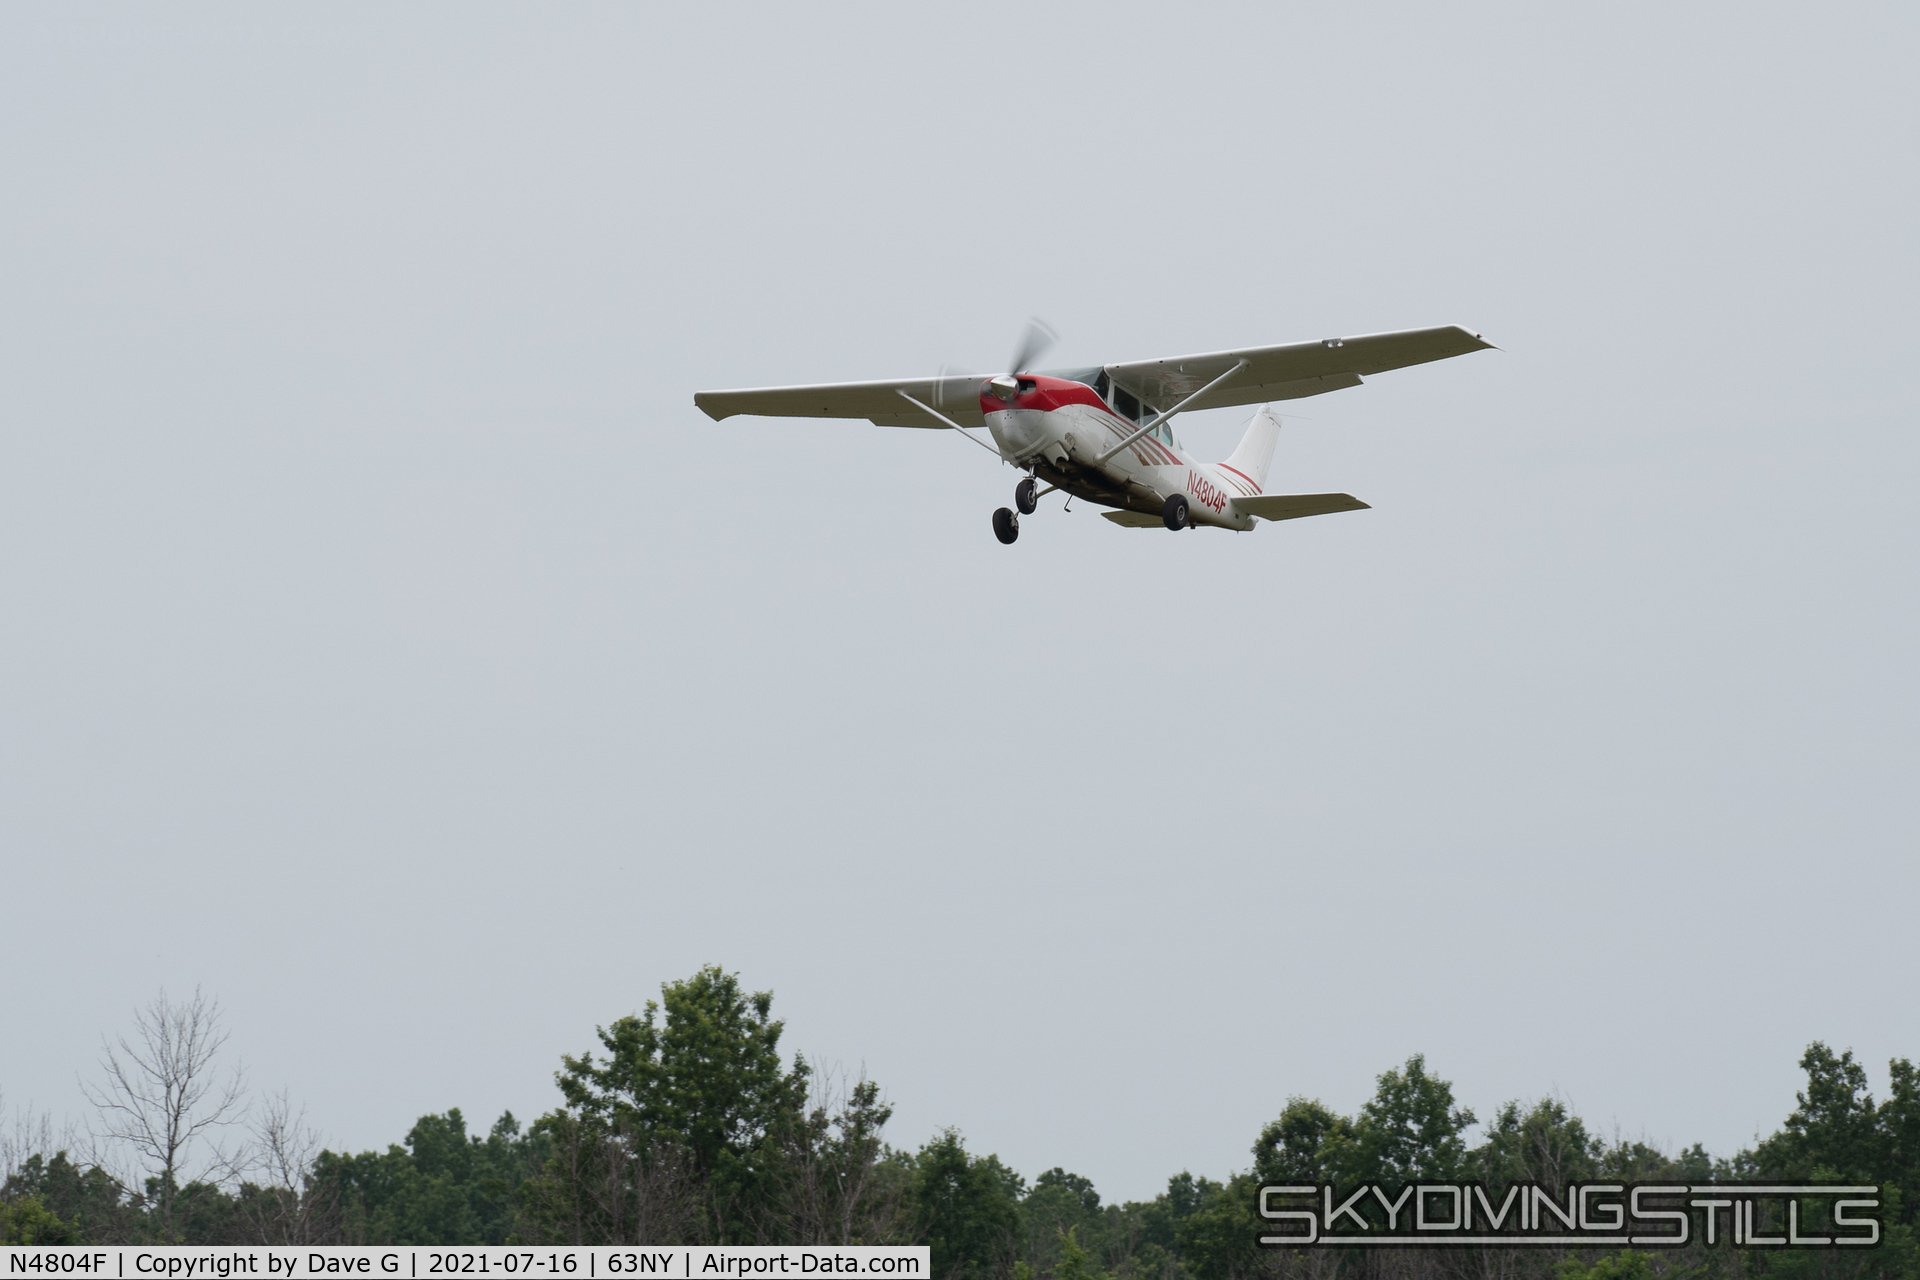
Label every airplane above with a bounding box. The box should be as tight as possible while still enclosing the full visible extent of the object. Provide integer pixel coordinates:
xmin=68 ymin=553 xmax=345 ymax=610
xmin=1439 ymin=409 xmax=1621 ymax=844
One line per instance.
xmin=694 ymin=324 xmax=1494 ymax=544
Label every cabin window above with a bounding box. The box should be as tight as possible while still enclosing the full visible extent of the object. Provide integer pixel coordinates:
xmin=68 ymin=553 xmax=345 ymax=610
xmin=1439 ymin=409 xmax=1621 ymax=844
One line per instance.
xmin=1112 ymin=385 xmax=1142 ymax=422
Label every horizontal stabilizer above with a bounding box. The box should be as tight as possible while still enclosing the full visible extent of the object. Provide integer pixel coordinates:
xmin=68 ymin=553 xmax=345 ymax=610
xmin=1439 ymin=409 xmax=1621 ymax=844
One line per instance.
xmin=1233 ymin=493 xmax=1370 ymax=522
xmin=1100 ymin=510 xmax=1166 ymax=528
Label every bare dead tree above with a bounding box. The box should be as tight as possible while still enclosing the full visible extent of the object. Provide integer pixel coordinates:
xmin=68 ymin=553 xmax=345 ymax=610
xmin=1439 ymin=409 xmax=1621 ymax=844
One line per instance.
xmin=81 ymin=987 xmax=247 ymax=1241
xmin=2 ymin=1093 xmax=77 ymax=1186
xmin=222 ymin=1089 xmax=327 ymax=1244
xmin=763 ymin=1064 xmax=909 ymax=1245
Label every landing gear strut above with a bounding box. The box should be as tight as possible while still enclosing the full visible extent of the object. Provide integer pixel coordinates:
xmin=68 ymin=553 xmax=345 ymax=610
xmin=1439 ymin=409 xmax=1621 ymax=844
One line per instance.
xmin=992 ymin=507 xmax=1020 ymax=544
xmin=1014 ymin=475 xmax=1039 ymax=515
xmin=1163 ymin=493 xmax=1190 ymax=531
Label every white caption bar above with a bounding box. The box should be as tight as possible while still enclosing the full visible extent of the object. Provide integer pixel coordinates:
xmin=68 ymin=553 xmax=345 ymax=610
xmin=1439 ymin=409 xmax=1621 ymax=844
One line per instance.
xmin=5 ymin=1248 xmax=930 ymax=1280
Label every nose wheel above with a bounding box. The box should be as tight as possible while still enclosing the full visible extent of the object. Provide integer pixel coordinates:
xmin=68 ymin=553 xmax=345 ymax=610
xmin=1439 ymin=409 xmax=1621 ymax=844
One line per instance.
xmin=992 ymin=507 xmax=1019 ymax=544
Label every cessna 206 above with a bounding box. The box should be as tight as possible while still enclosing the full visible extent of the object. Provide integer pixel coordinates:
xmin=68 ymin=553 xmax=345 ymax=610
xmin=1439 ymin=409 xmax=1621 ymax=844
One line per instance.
xmin=694 ymin=323 xmax=1493 ymax=544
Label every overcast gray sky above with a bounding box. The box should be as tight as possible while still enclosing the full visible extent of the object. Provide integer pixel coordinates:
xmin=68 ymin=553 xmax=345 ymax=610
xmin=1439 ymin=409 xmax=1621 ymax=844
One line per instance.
xmin=3 ymin=2 xmax=1916 ymax=1204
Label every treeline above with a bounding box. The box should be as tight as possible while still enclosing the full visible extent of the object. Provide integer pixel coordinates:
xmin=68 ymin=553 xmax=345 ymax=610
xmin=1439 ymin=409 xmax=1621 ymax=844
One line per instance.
xmin=5 ymin=967 xmax=1918 ymax=1280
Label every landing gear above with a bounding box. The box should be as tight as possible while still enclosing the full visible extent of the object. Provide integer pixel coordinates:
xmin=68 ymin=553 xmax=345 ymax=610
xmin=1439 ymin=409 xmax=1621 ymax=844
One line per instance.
xmin=1014 ymin=476 xmax=1039 ymax=515
xmin=992 ymin=507 xmax=1020 ymax=544
xmin=1163 ymin=493 xmax=1190 ymax=531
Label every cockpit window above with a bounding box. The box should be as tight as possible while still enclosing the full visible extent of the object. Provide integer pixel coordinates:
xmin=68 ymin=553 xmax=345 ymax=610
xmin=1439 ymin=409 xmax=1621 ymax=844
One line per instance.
xmin=1112 ymin=385 xmax=1142 ymax=422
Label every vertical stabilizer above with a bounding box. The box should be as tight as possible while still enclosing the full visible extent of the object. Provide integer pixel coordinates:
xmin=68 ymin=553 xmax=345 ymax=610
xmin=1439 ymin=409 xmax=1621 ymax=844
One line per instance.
xmin=1221 ymin=404 xmax=1282 ymax=492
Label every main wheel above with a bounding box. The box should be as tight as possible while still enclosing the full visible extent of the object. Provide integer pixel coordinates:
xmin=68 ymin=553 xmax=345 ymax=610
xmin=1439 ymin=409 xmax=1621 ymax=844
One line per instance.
xmin=992 ymin=507 xmax=1020 ymax=544
xmin=1014 ymin=476 xmax=1038 ymax=515
xmin=1162 ymin=493 xmax=1190 ymax=531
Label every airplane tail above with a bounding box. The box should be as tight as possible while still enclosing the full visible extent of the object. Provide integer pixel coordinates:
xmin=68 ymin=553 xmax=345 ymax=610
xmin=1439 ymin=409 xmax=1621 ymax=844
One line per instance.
xmin=1220 ymin=404 xmax=1282 ymax=491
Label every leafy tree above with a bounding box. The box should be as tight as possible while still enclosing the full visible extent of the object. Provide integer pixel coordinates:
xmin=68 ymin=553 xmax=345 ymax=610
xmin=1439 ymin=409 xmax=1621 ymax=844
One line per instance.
xmin=1251 ymin=1098 xmax=1347 ymax=1187
xmin=1322 ymin=1054 xmax=1476 ymax=1187
xmin=1885 ymin=1058 xmax=1920 ymax=1227
xmin=1 ymin=1151 xmax=135 ymax=1242
xmin=541 ymin=965 xmax=811 ymax=1241
xmin=1469 ymin=1098 xmax=1597 ymax=1191
xmin=1168 ymin=1175 xmax=1256 ymax=1280
xmin=0 ymin=1194 xmax=80 ymax=1244
xmin=312 ymin=1109 xmax=541 ymax=1244
xmin=556 ymin=966 xmax=808 ymax=1174
xmin=1022 ymin=1169 xmax=1106 ymax=1271
xmin=910 ymin=1130 xmax=1022 ymax=1280
xmin=1751 ymin=1043 xmax=1886 ymax=1183
xmin=1052 ymin=1225 xmax=1102 ymax=1280
xmin=1551 ymin=1251 xmax=1661 ymax=1280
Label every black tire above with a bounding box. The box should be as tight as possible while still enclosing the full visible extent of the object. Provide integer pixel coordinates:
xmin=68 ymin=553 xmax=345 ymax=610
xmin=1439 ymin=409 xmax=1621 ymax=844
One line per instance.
xmin=992 ymin=507 xmax=1020 ymax=544
xmin=1162 ymin=493 xmax=1190 ymax=531
xmin=1014 ymin=476 xmax=1038 ymax=515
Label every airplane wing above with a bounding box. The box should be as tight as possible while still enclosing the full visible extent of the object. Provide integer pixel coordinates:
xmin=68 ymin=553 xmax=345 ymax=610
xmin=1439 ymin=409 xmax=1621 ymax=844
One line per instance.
xmin=1233 ymin=493 xmax=1371 ymax=521
xmin=694 ymin=375 xmax=990 ymax=428
xmin=695 ymin=325 xmax=1492 ymax=426
xmin=1104 ymin=325 xmax=1493 ymax=412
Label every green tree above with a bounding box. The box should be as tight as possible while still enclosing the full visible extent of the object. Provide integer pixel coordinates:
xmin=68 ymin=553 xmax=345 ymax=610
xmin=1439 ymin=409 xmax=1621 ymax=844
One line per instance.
xmin=1469 ymin=1098 xmax=1597 ymax=1191
xmin=1552 ymin=1251 xmax=1662 ymax=1280
xmin=1 ymin=1152 xmax=135 ymax=1243
xmin=1022 ymin=1169 xmax=1106 ymax=1270
xmin=543 ymin=965 xmax=810 ymax=1241
xmin=0 ymin=1195 xmax=80 ymax=1244
xmin=312 ymin=1109 xmax=541 ymax=1244
xmin=910 ymin=1130 xmax=1021 ymax=1280
xmin=1323 ymin=1054 xmax=1476 ymax=1188
xmin=1751 ymin=1043 xmax=1886 ymax=1183
xmin=1052 ymin=1225 xmax=1102 ymax=1280
xmin=1251 ymin=1098 xmax=1348 ymax=1187
xmin=1168 ymin=1175 xmax=1257 ymax=1280
xmin=1885 ymin=1058 xmax=1920 ymax=1228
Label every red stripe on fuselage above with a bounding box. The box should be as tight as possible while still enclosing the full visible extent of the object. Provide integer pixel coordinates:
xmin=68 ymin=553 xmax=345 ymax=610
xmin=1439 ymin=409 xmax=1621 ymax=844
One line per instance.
xmin=979 ymin=374 xmax=1184 ymax=466
xmin=978 ymin=375 xmax=1107 ymax=416
xmin=1217 ymin=463 xmax=1262 ymax=494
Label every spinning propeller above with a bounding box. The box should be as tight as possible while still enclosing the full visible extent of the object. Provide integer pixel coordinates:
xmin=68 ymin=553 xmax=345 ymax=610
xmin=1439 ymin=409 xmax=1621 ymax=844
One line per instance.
xmin=934 ymin=318 xmax=1058 ymax=408
xmin=987 ymin=318 xmax=1058 ymax=401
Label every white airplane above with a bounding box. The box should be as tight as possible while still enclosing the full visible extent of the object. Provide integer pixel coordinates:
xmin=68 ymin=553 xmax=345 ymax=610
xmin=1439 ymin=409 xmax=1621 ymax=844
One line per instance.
xmin=695 ymin=324 xmax=1493 ymax=544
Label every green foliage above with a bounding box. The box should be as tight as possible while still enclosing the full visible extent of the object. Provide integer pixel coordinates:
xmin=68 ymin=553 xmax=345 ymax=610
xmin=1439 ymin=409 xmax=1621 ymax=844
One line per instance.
xmin=1022 ymin=1168 xmax=1103 ymax=1268
xmin=1052 ymin=1226 xmax=1101 ymax=1280
xmin=531 ymin=964 xmax=812 ymax=1242
xmin=555 ymin=965 xmax=809 ymax=1177
xmin=1321 ymin=1053 xmax=1477 ymax=1187
xmin=312 ymin=1109 xmax=543 ymax=1244
xmin=0 ymin=1194 xmax=80 ymax=1244
xmin=1752 ymin=1042 xmax=1888 ymax=1183
xmin=1 ymin=1152 xmax=134 ymax=1242
xmin=1168 ymin=1175 xmax=1257 ymax=1280
xmin=1552 ymin=1251 xmax=1664 ymax=1280
xmin=1251 ymin=1098 xmax=1346 ymax=1188
xmin=1470 ymin=1097 xmax=1598 ymax=1189
xmin=29 ymin=963 xmax=1920 ymax=1280
xmin=1887 ymin=1058 xmax=1920 ymax=1230
xmin=910 ymin=1130 xmax=1021 ymax=1280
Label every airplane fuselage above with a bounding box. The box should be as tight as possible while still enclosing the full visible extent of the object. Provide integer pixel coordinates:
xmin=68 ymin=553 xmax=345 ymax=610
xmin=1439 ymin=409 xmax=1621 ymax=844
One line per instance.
xmin=980 ymin=375 xmax=1260 ymax=530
